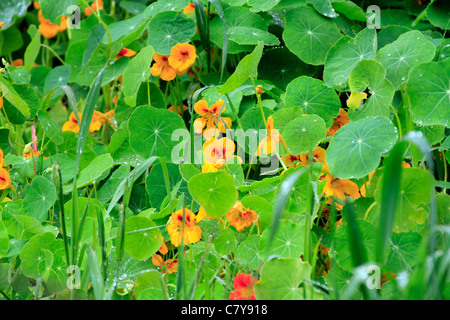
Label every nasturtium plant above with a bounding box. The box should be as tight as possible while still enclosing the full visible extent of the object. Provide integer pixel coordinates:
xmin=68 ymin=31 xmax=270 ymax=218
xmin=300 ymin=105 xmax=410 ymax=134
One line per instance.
xmin=324 ymin=27 xmax=377 ymax=90
xmin=0 ymin=0 xmax=448 ymax=303
xmin=347 ymin=59 xmax=394 ymax=120
xmin=326 ymin=116 xmax=398 ymax=179
xmin=406 ymin=58 xmax=450 ymax=126
xmin=283 ymin=6 xmax=342 ymax=65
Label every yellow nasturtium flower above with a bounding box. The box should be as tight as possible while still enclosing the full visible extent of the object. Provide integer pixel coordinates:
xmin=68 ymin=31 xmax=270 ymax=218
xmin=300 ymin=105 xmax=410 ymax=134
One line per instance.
xmin=347 ymin=91 xmax=368 ymax=109
xmin=167 ymin=208 xmax=202 ymax=247
xmin=256 ymin=115 xmax=284 ymax=156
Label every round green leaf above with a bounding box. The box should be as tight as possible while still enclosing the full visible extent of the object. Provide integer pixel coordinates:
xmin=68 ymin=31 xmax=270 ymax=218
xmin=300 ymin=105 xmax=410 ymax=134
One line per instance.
xmin=124 ymin=216 xmax=162 ymax=261
xmin=254 ymin=258 xmax=311 ymax=300
xmin=386 ymin=232 xmax=422 ymax=273
xmin=0 ymin=0 xmax=29 ymax=30
xmin=44 ymin=65 xmax=71 ymax=94
xmin=9 ymin=67 xmax=31 ymax=85
xmin=235 ymin=235 xmax=263 ymax=270
xmin=19 ymin=232 xmax=63 ymax=279
xmin=271 ymin=107 xmax=303 ymax=134
xmin=23 ymin=176 xmax=56 ymax=223
xmin=213 ymin=229 xmax=237 ymax=255
xmin=375 ymin=168 xmax=434 ymax=232
xmin=426 ymin=1 xmax=450 ymax=30
xmin=147 ymin=11 xmax=196 ymax=55
xmin=377 ymin=25 xmax=411 ymax=51
xmin=406 ymin=58 xmax=450 ymax=127
xmin=188 ymin=171 xmax=238 ymax=218
xmin=332 ymin=220 xmax=376 ymax=271
xmin=285 ymin=76 xmax=341 ymax=127
xmin=39 ymin=0 xmax=78 ymax=23
xmin=310 ymin=0 xmax=338 ymax=17
xmin=283 ymin=6 xmax=342 ymax=65
xmin=0 ymin=26 xmax=24 ymax=56
xmin=283 ymin=114 xmax=327 ymax=155
xmin=324 ymin=27 xmax=377 ymax=90
xmin=377 ymin=31 xmax=435 ymax=90
xmin=228 ymin=27 xmax=280 ymax=46
xmin=348 ymin=59 xmax=394 ymax=121
xmin=128 ymin=106 xmax=186 ymax=160
xmin=326 ymin=116 xmax=398 ymax=179
xmin=259 ymin=220 xmax=305 ymax=260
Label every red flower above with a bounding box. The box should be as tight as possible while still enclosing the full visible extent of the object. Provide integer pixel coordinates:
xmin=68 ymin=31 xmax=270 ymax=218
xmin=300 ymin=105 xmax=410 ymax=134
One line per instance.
xmin=229 ymin=273 xmax=258 ymax=300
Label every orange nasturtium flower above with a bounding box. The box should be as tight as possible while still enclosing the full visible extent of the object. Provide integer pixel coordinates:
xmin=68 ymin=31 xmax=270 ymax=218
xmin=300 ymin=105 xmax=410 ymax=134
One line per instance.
xmin=256 ymin=115 xmax=284 ymax=156
xmin=167 ymin=208 xmax=202 ymax=247
xmin=323 ymin=174 xmax=360 ymax=200
xmin=63 ymin=110 xmax=115 ymax=134
xmin=0 ymin=22 xmax=4 ymax=29
xmin=85 ymin=0 xmax=104 ymax=17
xmin=183 ymin=3 xmax=195 ymax=14
xmin=226 ymin=201 xmax=258 ymax=232
xmin=194 ymin=100 xmax=232 ymax=139
xmin=11 ymin=59 xmax=24 ymax=67
xmin=168 ymin=105 xmax=189 ymax=116
xmin=229 ymin=273 xmax=258 ymax=300
xmin=116 ymin=48 xmax=136 ymax=59
xmin=0 ymin=168 xmax=11 ymax=190
xmin=326 ymin=108 xmax=349 ymax=137
xmin=38 ymin=10 xmax=67 ymax=39
xmin=33 ymin=1 xmax=40 ymax=9
xmin=151 ymin=53 xmax=177 ymax=81
xmin=168 ymin=43 xmax=197 ymax=73
xmin=91 ymin=110 xmax=116 ymax=131
xmin=152 ymin=254 xmax=178 ymax=274
xmin=23 ymin=149 xmax=43 ymax=159
xmin=284 ymin=146 xmax=329 ymax=174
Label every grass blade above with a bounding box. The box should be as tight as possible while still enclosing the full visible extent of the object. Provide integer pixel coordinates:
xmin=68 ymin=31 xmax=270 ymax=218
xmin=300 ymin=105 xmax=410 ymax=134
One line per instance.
xmin=208 ymin=0 xmax=227 ymax=83
xmin=105 ymin=156 xmax=158 ymax=218
xmin=86 ymin=243 xmax=105 ymax=300
xmin=52 ymin=162 xmax=70 ymax=267
xmin=71 ymin=67 xmax=106 ymax=266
